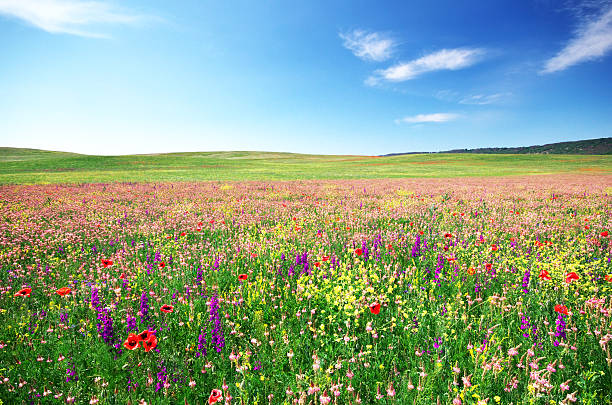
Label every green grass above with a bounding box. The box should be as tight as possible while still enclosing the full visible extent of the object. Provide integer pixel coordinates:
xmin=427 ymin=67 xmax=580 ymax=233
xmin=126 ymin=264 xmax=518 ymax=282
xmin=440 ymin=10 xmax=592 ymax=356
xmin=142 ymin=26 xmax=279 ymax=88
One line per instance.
xmin=1 ymin=147 xmax=611 ymax=184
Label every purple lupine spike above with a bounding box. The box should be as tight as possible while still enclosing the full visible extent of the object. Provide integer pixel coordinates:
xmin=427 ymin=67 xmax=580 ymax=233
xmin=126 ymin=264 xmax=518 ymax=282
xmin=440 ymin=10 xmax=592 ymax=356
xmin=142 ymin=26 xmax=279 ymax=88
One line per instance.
xmin=196 ymin=327 xmax=207 ymax=358
xmin=140 ymin=291 xmax=149 ymax=324
xmin=554 ymin=314 xmax=566 ymax=347
xmin=209 ymin=295 xmax=225 ymax=353
xmin=91 ymin=287 xmax=100 ymax=310
xmin=126 ymin=315 xmax=137 ymax=333
xmin=522 ymin=269 xmax=531 ymax=293
xmin=412 ymin=235 xmax=421 ymax=257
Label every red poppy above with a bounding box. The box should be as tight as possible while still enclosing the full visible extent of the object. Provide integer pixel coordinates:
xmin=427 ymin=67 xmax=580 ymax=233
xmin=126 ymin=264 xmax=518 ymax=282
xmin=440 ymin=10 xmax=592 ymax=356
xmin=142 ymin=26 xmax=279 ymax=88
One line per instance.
xmin=354 ymin=248 xmax=363 ymax=256
xmin=137 ymin=329 xmax=154 ymax=342
xmin=208 ymin=389 xmax=223 ymax=404
xmin=491 ymin=244 xmax=498 ymax=251
xmin=584 ymin=225 xmax=590 ymax=230
xmin=158 ymin=262 xmax=165 ymax=269
xmin=538 ymin=270 xmax=551 ymax=280
xmin=101 ymin=259 xmax=113 ymax=268
xmin=56 ymin=287 xmax=71 ymax=297
xmin=123 ymin=334 xmax=139 ymax=350
xmin=485 ymin=263 xmax=493 ymax=271
xmin=444 ymin=233 xmax=453 ymax=238
xmin=119 ymin=273 xmax=127 ymax=279
xmin=605 ymin=275 xmax=612 ymax=282
xmin=601 ymin=231 xmax=609 ymax=237
xmin=180 ymin=232 xmax=186 ymax=237
xmin=314 ymin=262 xmax=321 ymax=268
xmin=322 ymin=256 xmax=330 ymax=261
xmin=369 ymin=303 xmax=381 ymax=315
xmin=418 ymin=230 xmax=424 ymax=235
xmin=467 ymin=267 xmax=476 ymax=275
xmin=554 ymin=305 xmax=569 ymax=316
xmin=251 ymin=253 xmax=258 ymax=258
xmin=209 ymin=219 xmax=215 ymax=224
xmin=198 ymin=222 xmax=203 ymax=226
xmin=238 ymin=274 xmax=248 ymax=281
xmin=565 ymin=272 xmax=579 ymax=283
xmin=160 ymin=304 xmax=174 ymax=313
xmin=14 ymin=287 xmax=32 ymax=297
xmin=142 ymin=334 xmax=158 ymax=352
xmin=387 ymin=244 xmax=393 ymax=250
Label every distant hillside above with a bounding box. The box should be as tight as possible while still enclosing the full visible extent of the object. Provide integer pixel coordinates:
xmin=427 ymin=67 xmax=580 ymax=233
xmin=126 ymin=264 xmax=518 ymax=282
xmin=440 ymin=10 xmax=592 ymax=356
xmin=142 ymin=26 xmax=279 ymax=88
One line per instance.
xmin=385 ymin=137 xmax=612 ymax=156
xmin=444 ymin=137 xmax=612 ymax=155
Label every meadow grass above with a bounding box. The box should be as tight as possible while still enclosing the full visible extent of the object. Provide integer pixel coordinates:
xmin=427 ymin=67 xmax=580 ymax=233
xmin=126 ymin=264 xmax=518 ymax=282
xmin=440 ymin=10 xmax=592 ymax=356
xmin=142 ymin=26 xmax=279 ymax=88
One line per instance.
xmin=1 ymin=148 xmax=611 ymax=184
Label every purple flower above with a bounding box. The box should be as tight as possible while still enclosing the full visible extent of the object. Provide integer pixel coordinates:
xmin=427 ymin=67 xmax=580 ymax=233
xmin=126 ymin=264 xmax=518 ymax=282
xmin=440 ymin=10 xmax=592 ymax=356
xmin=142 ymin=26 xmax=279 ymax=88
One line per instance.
xmin=209 ymin=295 xmax=225 ymax=353
xmin=522 ymin=269 xmax=531 ymax=293
xmin=140 ymin=291 xmax=149 ymax=324
xmin=196 ymin=328 xmax=207 ymax=358
xmin=554 ymin=314 xmax=566 ymax=346
xmin=126 ymin=315 xmax=137 ymax=334
xmin=411 ymin=235 xmax=421 ymax=257
xmin=91 ymin=287 xmax=100 ymax=310
xmin=196 ymin=267 xmax=203 ymax=286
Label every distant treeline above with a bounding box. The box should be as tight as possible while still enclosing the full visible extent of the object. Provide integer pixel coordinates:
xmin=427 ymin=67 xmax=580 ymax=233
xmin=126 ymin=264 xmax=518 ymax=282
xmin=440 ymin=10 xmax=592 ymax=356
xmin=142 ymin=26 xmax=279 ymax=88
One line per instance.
xmin=385 ymin=137 xmax=612 ymax=156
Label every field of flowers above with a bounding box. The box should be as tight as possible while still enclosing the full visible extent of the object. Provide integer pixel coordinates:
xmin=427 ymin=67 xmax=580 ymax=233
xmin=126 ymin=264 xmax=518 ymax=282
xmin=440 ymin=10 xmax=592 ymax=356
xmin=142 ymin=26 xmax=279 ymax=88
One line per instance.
xmin=0 ymin=175 xmax=611 ymax=405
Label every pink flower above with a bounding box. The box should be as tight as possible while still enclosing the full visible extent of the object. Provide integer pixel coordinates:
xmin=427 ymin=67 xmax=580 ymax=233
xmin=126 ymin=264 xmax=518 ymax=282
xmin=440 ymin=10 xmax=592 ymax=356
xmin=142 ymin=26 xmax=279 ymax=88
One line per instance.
xmin=319 ymin=391 xmax=331 ymax=405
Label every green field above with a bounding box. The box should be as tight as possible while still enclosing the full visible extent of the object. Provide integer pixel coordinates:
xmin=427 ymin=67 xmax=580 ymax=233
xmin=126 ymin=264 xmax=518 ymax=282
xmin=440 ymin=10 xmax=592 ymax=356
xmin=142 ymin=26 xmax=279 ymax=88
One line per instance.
xmin=1 ymin=147 xmax=611 ymax=184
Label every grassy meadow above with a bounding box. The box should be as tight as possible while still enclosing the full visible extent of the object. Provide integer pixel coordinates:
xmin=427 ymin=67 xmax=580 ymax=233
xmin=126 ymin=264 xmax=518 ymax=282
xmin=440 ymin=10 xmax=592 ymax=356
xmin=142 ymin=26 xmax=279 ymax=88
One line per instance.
xmin=1 ymin=147 xmax=611 ymax=184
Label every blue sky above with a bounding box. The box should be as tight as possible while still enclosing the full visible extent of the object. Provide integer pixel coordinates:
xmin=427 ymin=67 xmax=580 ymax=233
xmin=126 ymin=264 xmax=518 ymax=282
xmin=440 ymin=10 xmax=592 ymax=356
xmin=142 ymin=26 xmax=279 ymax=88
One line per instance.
xmin=0 ymin=0 xmax=611 ymax=155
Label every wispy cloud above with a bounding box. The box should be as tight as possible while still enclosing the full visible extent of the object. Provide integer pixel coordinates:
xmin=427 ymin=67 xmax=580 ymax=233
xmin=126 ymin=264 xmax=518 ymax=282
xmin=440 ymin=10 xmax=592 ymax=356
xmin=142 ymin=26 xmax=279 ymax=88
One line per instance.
xmin=434 ymin=90 xmax=510 ymax=105
xmin=395 ymin=113 xmax=460 ymax=124
xmin=459 ymin=93 xmax=510 ymax=105
xmin=0 ymin=0 xmax=150 ymax=38
xmin=340 ymin=29 xmax=395 ymax=62
xmin=367 ymin=48 xmax=485 ymax=85
xmin=542 ymin=5 xmax=612 ymax=73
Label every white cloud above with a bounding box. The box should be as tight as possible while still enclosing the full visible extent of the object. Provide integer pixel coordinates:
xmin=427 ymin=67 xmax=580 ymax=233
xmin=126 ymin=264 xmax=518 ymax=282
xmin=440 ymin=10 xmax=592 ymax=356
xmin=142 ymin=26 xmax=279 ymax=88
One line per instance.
xmin=367 ymin=48 xmax=484 ymax=84
xmin=433 ymin=90 xmax=511 ymax=105
xmin=340 ymin=29 xmax=395 ymax=62
xmin=395 ymin=113 xmax=460 ymax=124
xmin=0 ymin=0 xmax=148 ymax=38
xmin=542 ymin=6 xmax=612 ymax=73
xmin=459 ymin=93 xmax=509 ymax=105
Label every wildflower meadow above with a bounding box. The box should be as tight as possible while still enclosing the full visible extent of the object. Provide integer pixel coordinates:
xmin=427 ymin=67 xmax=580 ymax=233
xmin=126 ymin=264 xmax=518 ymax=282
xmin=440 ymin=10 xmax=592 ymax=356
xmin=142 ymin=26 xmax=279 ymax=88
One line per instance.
xmin=0 ymin=175 xmax=611 ymax=405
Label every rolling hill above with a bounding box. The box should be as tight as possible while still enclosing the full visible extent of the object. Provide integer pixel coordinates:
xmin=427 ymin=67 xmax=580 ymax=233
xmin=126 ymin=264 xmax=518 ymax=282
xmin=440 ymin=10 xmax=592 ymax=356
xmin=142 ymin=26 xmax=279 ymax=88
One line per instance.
xmin=1 ymin=145 xmax=611 ymax=184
